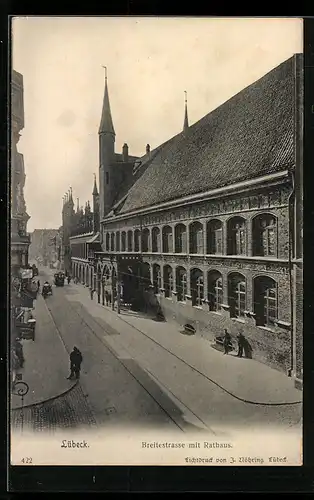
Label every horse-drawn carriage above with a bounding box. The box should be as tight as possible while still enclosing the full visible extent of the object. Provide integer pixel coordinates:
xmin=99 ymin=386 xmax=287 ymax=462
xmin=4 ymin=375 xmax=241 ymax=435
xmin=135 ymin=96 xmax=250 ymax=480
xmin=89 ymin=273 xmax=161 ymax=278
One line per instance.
xmin=54 ymin=272 xmax=65 ymax=287
xmin=42 ymin=282 xmax=53 ymax=298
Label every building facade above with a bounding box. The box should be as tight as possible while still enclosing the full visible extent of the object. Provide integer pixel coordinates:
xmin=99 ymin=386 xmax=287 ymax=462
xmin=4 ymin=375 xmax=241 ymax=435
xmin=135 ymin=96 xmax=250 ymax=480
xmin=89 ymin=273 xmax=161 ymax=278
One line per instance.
xmin=11 ymin=70 xmax=34 ymax=353
xmin=73 ymin=56 xmax=303 ymax=385
xmin=11 ymin=70 xmax=30 ymax=277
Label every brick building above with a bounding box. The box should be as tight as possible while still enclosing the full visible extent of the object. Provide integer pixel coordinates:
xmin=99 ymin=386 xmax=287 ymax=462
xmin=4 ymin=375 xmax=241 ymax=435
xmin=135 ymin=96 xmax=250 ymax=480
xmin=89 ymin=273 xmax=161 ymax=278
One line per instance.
xmin=71 ymin=55 xmax=303 ymax=385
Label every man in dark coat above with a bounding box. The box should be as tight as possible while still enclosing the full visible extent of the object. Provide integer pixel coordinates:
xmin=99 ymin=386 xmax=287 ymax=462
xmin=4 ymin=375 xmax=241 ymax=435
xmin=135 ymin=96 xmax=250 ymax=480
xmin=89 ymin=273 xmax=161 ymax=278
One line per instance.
xmin=67 ymin=346 xmax=83 ymax=380
xmin=223 ymin=329 xmax=232 ymax=355
xmin=15 ymin=338 xmax=25 ymax=368
xmin=237 ymin=332 xmax=246 ymax=358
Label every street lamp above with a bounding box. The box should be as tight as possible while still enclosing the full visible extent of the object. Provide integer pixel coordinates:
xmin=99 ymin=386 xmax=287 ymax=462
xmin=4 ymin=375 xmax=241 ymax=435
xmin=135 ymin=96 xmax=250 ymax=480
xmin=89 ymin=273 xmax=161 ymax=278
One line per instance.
xmin=12 ymin=380 xmax=29 ymax=432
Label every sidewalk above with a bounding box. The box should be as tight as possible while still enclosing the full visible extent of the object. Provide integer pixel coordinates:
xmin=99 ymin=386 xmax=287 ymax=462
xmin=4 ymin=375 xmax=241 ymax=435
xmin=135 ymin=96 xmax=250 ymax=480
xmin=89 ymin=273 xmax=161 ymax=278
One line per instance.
xmin=11 ymin=293 xmax=76 ymax=410
xmin=65 ymin=284 xmax=302 ymax=406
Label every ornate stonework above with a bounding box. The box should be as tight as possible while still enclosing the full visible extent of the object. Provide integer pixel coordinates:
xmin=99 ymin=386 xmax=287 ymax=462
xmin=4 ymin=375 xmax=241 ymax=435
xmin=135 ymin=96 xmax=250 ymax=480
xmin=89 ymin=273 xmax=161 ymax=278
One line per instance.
xmin=104 ymin=186 xmax=289 ymax=233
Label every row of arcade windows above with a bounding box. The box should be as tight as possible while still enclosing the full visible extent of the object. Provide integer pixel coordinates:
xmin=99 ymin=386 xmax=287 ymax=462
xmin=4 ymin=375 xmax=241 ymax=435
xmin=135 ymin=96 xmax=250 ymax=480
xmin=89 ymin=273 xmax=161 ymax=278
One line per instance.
xmin=104 ymin=214 xmax=277 ymax=257
xmin=147 ymin=265 xmax=277 ymax=328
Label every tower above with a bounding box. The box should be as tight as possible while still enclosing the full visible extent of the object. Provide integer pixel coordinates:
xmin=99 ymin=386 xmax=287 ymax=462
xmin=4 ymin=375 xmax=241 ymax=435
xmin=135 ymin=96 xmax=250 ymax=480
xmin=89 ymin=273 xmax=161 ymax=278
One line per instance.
xmin=62 ymin=188 xmax=74 ymax=274
xmin=183 ymin=90 xmax=189 ymax=133
xmin=99 ymin=66 xmax=115 ymax=220
xmin=92 ymin=173 xmax=100 ymax=233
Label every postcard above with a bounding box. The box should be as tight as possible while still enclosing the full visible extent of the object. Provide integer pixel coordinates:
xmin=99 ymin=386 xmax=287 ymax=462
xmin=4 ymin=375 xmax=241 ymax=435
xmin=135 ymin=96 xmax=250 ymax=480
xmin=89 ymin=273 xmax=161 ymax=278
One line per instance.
xmin=10 ymin=16 xmax=303 ymax=467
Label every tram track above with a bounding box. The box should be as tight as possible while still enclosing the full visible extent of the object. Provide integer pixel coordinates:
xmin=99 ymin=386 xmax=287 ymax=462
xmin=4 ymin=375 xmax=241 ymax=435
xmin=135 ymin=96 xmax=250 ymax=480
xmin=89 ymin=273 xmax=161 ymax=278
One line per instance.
xmin=44 ymin=293 xmax=213 ymax=434
xmin=39 ymin=269 xmax=301 ymax=436
xmin=60 ymin=291 xmax=301 ymax=408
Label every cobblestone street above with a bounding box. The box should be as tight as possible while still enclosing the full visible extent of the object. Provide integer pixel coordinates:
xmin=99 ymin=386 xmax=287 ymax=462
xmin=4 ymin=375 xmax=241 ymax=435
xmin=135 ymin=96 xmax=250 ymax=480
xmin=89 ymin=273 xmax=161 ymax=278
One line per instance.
xmin=11 ymin=383 xmax=97 ymax=432
xmin=12 ymin=269 xmax=186 ymax=434
xmin=14 ymin=269 xmax=300 ymax=438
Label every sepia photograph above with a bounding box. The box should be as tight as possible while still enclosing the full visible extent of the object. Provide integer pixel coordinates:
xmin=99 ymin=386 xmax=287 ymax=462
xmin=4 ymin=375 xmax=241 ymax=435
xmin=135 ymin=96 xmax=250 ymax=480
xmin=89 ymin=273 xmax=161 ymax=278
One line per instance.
xmin=10 ymin=16 xmax=303 ymax=466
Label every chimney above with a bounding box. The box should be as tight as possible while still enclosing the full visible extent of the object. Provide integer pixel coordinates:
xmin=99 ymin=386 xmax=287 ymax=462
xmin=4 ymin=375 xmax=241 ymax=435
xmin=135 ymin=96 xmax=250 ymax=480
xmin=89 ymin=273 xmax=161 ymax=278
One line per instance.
xmin=146 ymin=144 xmax=150 ymax=155
xmin=122 ymin=143 xmax=129 ymax=162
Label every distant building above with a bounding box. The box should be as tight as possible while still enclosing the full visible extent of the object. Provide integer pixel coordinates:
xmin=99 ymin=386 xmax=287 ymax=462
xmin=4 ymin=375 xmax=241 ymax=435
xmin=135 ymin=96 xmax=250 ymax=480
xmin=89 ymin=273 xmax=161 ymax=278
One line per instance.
xmin=61 ymin=181 xmax=101 ymax=278
xmin=11 ymin=69 xmax=30 ymax=277
xmin=28 ymin=229 xmax=60 ymax=267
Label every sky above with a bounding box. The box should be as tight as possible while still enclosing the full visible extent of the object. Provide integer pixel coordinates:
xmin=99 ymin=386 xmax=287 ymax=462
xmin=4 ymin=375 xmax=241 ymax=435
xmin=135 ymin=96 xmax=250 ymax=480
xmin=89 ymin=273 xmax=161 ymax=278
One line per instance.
xmin=12 ymin=17 xmax=303 ymax=231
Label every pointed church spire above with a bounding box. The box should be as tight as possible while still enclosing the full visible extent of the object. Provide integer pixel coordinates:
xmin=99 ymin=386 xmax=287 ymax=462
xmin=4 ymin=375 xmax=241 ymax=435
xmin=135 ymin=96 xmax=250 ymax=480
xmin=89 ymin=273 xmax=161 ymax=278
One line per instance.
xmin=92 ymin=173 xmax=98 ymax=195
xmin=99 ymin=66 xmax=115 ymax=135
xmin=183 ymin=90 xmax=189 ymax=133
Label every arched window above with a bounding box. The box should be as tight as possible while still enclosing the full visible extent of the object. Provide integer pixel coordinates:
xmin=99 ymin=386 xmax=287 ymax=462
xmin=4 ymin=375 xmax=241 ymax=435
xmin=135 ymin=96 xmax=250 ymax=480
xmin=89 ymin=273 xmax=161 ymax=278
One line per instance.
xmin=116 ymin=231 xmax=120 ymax=252
xmin=152 ymin=264 xmax=161 ymax=294
xmin=101 ymin=267 xmax=106 ymax=301
xmin=162 ymin=226 xmax=173 ymax=253
xmin=227 ymin=217 xmax=246 ymax=255
xmin=163 ymin=265 xmax=173 ymax=298
xmin=106 ymin=267 xmax=110 ymax=280
xmin=121 ymin=231 xmax=126 ymax=252
xmin=207 ymin=220 xmax=223 ymax=254
xmin=141 ymin=263 xmax=151 ymax=289
xmin=152 ymin=227 xmax=161 ymax=253
xmin=208 ymin=271 xmax=223 ymax=312
xmin=191 ymin=268 xmax=203 ymax=306
xmin=142 ymin=228 xmax=150 ymax=252
xmin=127 ymin=230 xmax=133 ymax=252
xmin=189 ymin=222 xmax=204 ymax=254
xmin=105 ymin=233 xmax=110 ymax=251
xmin=175 ymin=224 xmax=187 ymax=253
xmin=254 ymin=276 xmax=277 ymax=327
xmin=110 ymin=233 xmax=115 ymax=251
xmin=253 ymin=214 xmax=277 ymax=257
xmin=228 ymin=273 xmax=246 ymax=318
xmin=134 ymin=229 xmax=141 ymax=252
xmin=176 ymin=266 xmax=187 ymax=302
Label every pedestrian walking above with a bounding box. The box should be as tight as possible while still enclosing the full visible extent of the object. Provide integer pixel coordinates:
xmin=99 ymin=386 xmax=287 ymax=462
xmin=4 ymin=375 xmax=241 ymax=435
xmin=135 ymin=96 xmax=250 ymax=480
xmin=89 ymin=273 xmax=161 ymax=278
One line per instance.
xmin=67 ymin=346 xmax=83 ymax=380
xmin=90 ymin=288 xmax=95 ymax=300
xmin=67 ymin=275 xmax=71 ymax=285
xmin=236 ymin=332 xmax=246 ymax=358
xmin=11 ymin=348 xmax=20 ymax=387
xmin=15 ymin=338 xmax=25 ymax=368
xmin=243 ymin=337 xmax=253 ymax=359
xmin=223 ymin=329 xmax=232 ymax=355
xmin=37 ymin=280 xmax=40 ymax=292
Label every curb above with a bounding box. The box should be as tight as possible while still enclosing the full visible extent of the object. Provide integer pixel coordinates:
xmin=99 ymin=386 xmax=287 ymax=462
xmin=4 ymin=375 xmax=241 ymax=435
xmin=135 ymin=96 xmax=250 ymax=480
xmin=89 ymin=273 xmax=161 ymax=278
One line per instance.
xmin=12 ymin=379 xmax=78 ymax=410
xmin=72 ymin=288 xmax=302 ymax=407
xmin=12 ymin=287 xmax=77 ymax=411
xmin=119 ymin=315 xmax=303 ymax=407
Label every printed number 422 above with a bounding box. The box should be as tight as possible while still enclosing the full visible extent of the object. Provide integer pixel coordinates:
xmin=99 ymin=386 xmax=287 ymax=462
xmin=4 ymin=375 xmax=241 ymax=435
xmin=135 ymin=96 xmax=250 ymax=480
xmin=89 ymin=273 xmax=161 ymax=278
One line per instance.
xmin=21 ymin=457 xmax=32 ymax=464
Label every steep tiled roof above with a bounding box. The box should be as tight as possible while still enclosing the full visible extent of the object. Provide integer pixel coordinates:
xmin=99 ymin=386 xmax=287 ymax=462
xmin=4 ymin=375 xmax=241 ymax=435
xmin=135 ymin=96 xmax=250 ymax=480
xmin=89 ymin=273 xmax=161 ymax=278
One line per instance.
xmin=114 ymin=55 xmax=298 ymax=216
